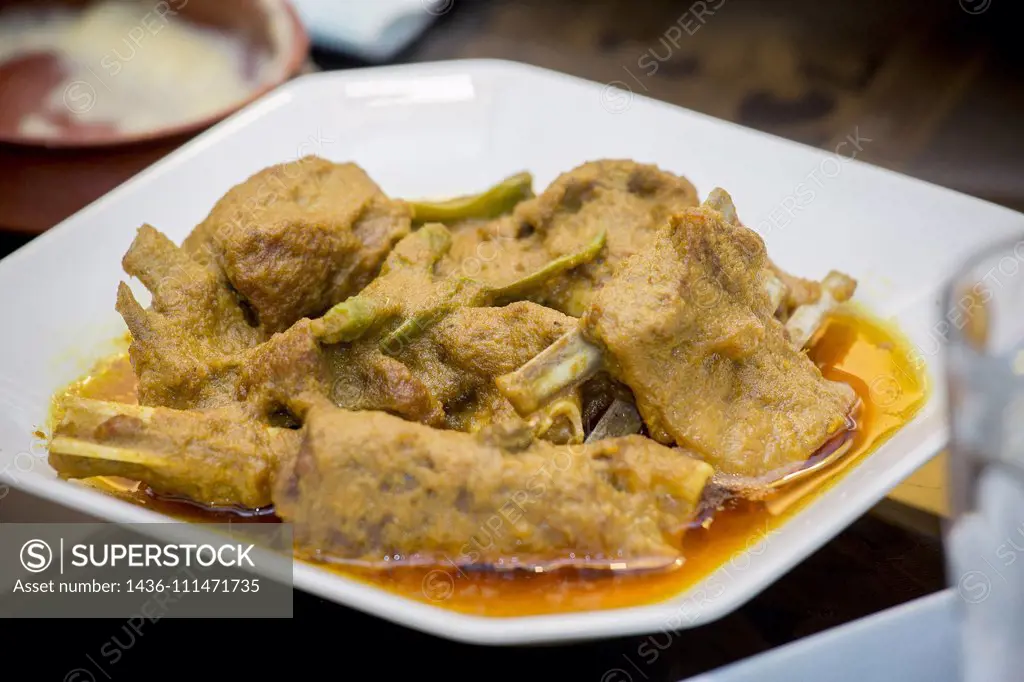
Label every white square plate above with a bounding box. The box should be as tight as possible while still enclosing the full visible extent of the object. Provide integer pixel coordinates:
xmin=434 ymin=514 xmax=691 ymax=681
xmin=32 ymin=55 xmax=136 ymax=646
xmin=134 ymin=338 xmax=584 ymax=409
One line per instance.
xmin=1 ymin=59 xmax=1022 ymax=644
xmin=686 ymin=589 xmax=959 ymax=682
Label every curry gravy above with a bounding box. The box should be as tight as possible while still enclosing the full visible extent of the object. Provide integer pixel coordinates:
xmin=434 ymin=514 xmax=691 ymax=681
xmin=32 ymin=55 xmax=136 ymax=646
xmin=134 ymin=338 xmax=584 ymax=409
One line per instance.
xmin=52 ymin=307 xmax=928 ymax=617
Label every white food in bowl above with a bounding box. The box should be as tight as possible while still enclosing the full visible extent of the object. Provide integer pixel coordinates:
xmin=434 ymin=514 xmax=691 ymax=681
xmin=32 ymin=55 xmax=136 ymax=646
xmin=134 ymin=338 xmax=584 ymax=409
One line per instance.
xmin=0 ymin=0 xmax=291 ymax=137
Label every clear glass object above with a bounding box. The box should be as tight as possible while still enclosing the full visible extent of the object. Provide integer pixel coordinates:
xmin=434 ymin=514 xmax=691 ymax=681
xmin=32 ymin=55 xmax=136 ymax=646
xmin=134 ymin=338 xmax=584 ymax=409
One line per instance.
xmin=945 ymin=235 xmax=1024 ymax=513
xmin=943 ymin=234 xmax=1024 ymax=682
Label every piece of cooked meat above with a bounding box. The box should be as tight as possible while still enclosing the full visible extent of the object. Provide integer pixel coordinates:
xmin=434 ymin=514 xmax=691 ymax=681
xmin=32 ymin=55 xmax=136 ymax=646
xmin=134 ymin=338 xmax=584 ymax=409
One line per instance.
xmin=119 ymin=294 xmax=583 ymax=438
xmin=302 ymin=222 xmax=601 ymax=438
xmin=114 ymin=159 xmax=660 ymax=438
xmin=115 ymin=225 xmax=262 ymax=409
xmin=116 ymin=229 xmax=585 ymax=436
xmin=581 ymin=203 xmax=857 ymax=486
xmin=116 ymin=158 xmax=410 ymax=406
xmin=497 ymin=189 xmax=859 ymax=490
xmin=437 ymin=159 xmax=700 ymax=316
xmin=118 ymin=219 xmax=593 ymax=438
xmin=49 ymin=399 xmax=714 ymax=570
xmin=311 ymin=220 xmax=603 ymax=349
xmin=704 ymin=186 xmax=854 ymax=323
xmin=114 ymin=220 xmax=452 ymax=416
xmin=375 ymin=301 xmax=578 ymax=432
xmin=48 ymin=398 xmax=301 ymax=509
xmin=182 ymin=156 xmax=412 ymax=334
xmin=277 ymin=406 xmax=713 ymax=570
xmin=236 ymin=300 xmax=584 ymax=439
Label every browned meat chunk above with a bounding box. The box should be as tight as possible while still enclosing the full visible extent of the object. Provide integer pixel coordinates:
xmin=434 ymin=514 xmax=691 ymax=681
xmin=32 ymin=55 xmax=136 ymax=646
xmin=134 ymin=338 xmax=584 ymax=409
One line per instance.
xmin=182 ymin=156 xmax=412 ymax=334
xmin=276 ymin=406 xmax=713 ymax=569
xmin=497 ymin=190 xmax=858 ymax=490
xmin=119 ymin=294 xmax=579 ymax=438
xmin=117 ymin=218 xmax=591 ymax=437
xmin=48 ymin=398 xmax=715 ymax=570
xmin=233 ymin=299 xmax=582 ymax=439
xmin=116 ymin=158 xmax=410 ymax=406
xmin=115 ymin=226 xmax=262 ymax=409
xmin=48 ymin=399 xmax=301 ymax=509
xmin=438 ymin=159 xmax=699 ymax=315
xmin=366 ymin=301 xmax=577 ymax=432
xmin=580 ymin=199 xmax=857 ymax=488
xmin=311 ymin=220 xmax=602 ymax=349
xmin=705 ymin=186 xmax=854 ymax=324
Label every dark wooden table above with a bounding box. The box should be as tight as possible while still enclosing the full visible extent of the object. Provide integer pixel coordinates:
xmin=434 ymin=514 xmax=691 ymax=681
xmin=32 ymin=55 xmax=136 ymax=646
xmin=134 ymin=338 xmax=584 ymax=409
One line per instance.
xmin=375 ymin=0 xmax=1021 ymax=212
xmin=5 ymin=0 xmax=1017 ymax=677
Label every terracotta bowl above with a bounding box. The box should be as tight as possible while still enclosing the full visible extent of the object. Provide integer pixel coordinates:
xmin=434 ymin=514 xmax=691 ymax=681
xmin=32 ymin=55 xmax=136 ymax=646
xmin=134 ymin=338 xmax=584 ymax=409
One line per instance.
xmin=0 ymin=0 xmax=309 ymax=233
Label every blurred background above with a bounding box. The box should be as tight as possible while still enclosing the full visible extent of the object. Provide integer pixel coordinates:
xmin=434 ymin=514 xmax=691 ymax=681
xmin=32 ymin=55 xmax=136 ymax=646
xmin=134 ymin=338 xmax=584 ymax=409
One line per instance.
xmin=0 ymin=0 xmax=1020 ymax=240
xmin=318 ymin=0 xmax=1022 ymax=212
xmin=0 ymin=0 xmax=1020 ymax=678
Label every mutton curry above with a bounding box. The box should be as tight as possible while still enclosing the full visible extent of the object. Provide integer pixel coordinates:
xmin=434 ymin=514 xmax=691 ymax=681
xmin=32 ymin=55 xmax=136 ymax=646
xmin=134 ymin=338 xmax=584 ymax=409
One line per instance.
xmin=46 ymin=156 xmax=928 ymax=615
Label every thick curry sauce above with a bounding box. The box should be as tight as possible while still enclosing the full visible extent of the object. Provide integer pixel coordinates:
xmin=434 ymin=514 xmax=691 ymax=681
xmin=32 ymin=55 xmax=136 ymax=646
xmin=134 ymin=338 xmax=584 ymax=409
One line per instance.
xmin=52 ymin=306 xmax=928 ymax=617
